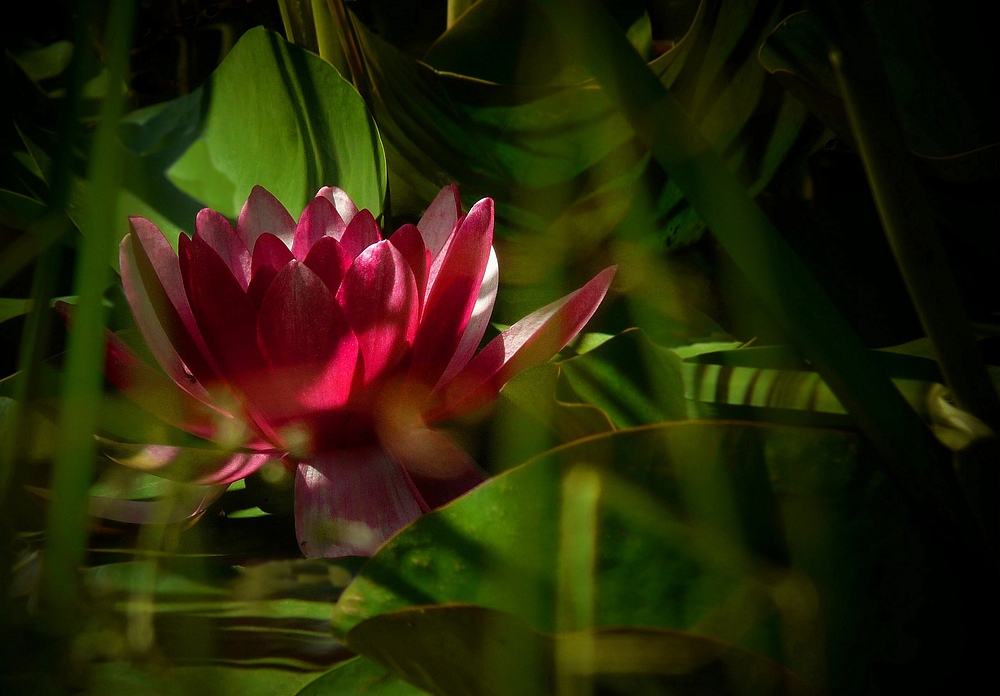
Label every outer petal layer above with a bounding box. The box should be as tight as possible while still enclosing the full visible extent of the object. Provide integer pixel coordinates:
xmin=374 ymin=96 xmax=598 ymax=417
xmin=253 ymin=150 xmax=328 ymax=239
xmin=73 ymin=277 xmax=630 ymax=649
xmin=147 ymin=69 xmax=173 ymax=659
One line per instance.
xmin=409 ymin=199 xmax=494 ymax=387
xmin=128 ymin=217 xmax=218 ymax=384
xmin=120 ymin=235 xmax=212 ymax=403
xmin=432 ymin=266 xmax=616 ymax=420
xmin=179 ymin=235 xmax=266 ymax=383
xmin=436 ymin=246 xmax=498 ymax=389
xmin=294 ymin=448 xmax=425 ymax=558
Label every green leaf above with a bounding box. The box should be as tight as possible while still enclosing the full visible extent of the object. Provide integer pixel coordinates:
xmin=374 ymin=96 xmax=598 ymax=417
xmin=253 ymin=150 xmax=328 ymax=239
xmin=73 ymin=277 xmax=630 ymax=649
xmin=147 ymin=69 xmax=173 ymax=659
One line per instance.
xmin=345 ymin=605 xmax=819 ymax=696
xmin=10 ymin=40 xmax=74 ymax=82
xmin=296 ymin=656 xmax=428 ymax=696
xmin=166 ymin=27 xmax=386 ymax=222
xmin=331 ymin=424 xmax=856 ymax=678
xmin=332 ymin=421 xmax=970 ymax=693
xmin=0 ymin=298 xmax=33 ymax=325
xmin=557 ymin=328 xmax=686 ymax=428
xmin=0 ymin=189 xmax=47 ymax=229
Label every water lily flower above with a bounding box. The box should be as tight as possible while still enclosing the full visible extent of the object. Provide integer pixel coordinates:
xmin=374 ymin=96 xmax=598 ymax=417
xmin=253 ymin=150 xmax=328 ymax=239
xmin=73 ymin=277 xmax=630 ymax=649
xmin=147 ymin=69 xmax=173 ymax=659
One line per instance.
xmin=109 ymin=184 xmax=615 ymax=557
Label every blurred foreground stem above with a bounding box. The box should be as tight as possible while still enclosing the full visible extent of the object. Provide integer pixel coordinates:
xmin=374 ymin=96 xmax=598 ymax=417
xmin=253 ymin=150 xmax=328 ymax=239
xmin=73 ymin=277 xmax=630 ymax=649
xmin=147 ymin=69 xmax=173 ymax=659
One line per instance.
xmin=42 ymin=0 xmax=135 ymax=622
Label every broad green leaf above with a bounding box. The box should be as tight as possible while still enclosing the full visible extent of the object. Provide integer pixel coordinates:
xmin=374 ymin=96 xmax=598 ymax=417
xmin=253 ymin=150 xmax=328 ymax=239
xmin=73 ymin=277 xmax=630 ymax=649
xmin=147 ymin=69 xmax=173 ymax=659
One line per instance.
xmin=333 ymin=420 xmax=974 ymax=692
xmin=297 ymin=656 xmax=428 ymax=696
xmin=167 ymin=27 xmax=386 ymax=222
xmin=345 ymin=605 xmax=819 ymax=696
xmin=22 ymin=27 xmax=386 ymax=263
xmin=333 ymin=422 xmax=907 ymax=689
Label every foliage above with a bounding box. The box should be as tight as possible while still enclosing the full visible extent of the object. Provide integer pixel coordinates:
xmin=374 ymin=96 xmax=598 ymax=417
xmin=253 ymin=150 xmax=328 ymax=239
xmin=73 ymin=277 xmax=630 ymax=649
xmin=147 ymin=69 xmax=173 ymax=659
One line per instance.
xmin=1 ymin=0 xmax=998 ymax=695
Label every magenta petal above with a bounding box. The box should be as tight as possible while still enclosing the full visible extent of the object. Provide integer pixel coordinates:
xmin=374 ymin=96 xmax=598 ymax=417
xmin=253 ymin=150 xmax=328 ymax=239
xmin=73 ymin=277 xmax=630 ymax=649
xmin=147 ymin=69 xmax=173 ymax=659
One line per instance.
xmin=129 ymin=217 xmax=218 ymax=384
xmin=316 ymin=186 xmax=358 ymax=225
xmin=248 ymin=233 xmax=295 ymax=307
xmin=409 ymin=199 xmax=494 ymax=387
xmin=237 ymin=185 xmax=296 ymax=251
xmin=386 ymin=427 xmax=487 ymax=509
xmin=436 ymin=246 xmax=499 ymax=389
xmin=100 ymin=323 xmax=231 ymax=440
xmin=83 ymin=485 xmax=224 ymax=524
xmin=294 ymin=448 xmax=425 ymax=558
xmin=96 ymin=437 xmax=276 ymax=486
xmin=389 ymin=224 xmax=430 ymax=303
xmin=417 ymin=184 xmax=461 ymax=262
xmin=338 ymin=209 xmax=382 ymax=259
xmin=120 ymin=235 xmax=213 ymax=403
xmin=433 ymin=266 xmax=617 ymax=421
xmin=258 ymin=261 xmax=350 ymax=369
xmin=179 ymin=234 xmax=266 ymax=383
xmin=292 ymin=196 xmax=346 ymax=260
xmin=256 ymin=261 xmax=359 ymax=413
xmin=336 ymin=241 xmax=420 ymax=385
xmin=303 ymin=236 xmax=353 ymax=296
xmin=196 ymin=208 xmax=251 ymax=290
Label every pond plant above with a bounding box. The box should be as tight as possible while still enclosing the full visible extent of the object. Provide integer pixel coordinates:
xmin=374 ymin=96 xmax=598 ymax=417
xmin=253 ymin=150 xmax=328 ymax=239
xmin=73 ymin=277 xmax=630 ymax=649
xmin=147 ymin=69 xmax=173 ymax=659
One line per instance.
xmin=0 ymin=1 xmax=997 ymax=695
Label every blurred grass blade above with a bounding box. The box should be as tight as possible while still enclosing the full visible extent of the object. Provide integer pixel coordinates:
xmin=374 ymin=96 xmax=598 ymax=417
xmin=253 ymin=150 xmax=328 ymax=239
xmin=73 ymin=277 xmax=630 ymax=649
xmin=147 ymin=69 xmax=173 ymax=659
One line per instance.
xmin=43 ymin=0 xmax=135 ymax=619
xmin=538 ymin=0 xmax=983 ymax=553
xmin=556 ymin=466 xmax=601 ymax=695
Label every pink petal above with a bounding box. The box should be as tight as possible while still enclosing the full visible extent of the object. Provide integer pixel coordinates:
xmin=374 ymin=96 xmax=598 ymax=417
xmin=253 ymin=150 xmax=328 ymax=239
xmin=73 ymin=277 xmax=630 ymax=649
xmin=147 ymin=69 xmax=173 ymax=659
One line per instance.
xmin=237 ymin=185 xmax=296 ymax=252
xmin=95 ymin=322 xmax=230 ymax=440
xmin=338 ymin=209 xmax=382 ymax=259
xmin=294 ymin=448 xmax=426 ymax=558
xmin=120 ymin=235 xmax=213 ymax=404
xmin=179 ymin=234 xmax=266 ymax=383
xmin=26 ymin=484 xmax=224 ymax=524
xmin=408 ymin=199 xmax=494 ymax=387
xmin=389 ymin=224 xmax=430 ymax=303
xmin=303 ymin=236 xmax=353 ymax=296
xmin=196 ymin=208 xmax=251 ymax=290
xmin=128 ymin=217 xmax=218 ymax=384
xmin=417 ymin=184 xmax=461 ymax=262
xmin=316 ymin=186 xmax=358 ymax=225
xmin=95 ymin=436 xmax=276 ymax=485
xmin=247 ymin=233 xmax=294 ymax=308
xmin=384 ymin=427 xmax=487 ymax=509
xmin=258 ymin=261 xmax=351 ymax=369
xmin=436 ymin=246 xmax=499 ymax=389
xmin=255 ymin=261 xmax=359 ymax=414
xmin=336 ymin=241 xmax=420 ymax=385
xmin=292 ymin=196 xmax=346 ymax=260
xmin=431 ymin=266 xmax=617 ymax=421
